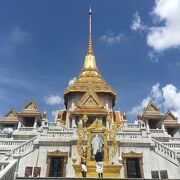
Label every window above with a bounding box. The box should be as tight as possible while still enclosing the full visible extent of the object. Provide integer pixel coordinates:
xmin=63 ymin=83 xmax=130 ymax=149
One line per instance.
xmin=160 ymin=170 xmax=168 ymax=179
xmin=127 ymin=158 xmax=141 ymax=178
xmin=151 ymin=171 xmax=159 ymax=179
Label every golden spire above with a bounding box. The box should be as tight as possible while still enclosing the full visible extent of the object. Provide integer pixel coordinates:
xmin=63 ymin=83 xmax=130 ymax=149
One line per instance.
xmin=83 ymin=6 xmax=97 ymax=70
xmin=87 ymin=6 xmax=93 ymax=55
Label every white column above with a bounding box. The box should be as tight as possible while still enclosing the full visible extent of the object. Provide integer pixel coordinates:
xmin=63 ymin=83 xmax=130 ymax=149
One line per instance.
xmin=33 ymin=117 xmax=38 ymax=128
xmin=146 ymin=119 xmax=150 ymax=133
xmin=17 ymin=121 xmax=22 ymax=129
xmin=79 ymin=119 xmax=83 ymax=126
xmin=72 ymin=116 xmax=76 ymax=128
xmin=106 ymin=120 xmax=110 ymax=129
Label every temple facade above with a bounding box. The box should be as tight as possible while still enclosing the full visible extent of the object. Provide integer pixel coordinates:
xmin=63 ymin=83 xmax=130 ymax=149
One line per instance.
xmin=0 ymin=8 xmax=180 ymax=180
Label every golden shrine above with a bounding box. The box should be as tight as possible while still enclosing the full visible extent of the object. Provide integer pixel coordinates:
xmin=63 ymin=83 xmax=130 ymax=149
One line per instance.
xmin=69 ymin=7 xmax=122 ymax=178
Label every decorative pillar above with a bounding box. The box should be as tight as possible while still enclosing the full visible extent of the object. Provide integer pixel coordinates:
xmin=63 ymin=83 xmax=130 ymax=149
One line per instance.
xmin=123 ymin=158 xmax=127 ymax=178
xmin=139 ymin=158 xmax=144 ymax=178
xmin=46 ymin=156 xmax=51 ymax=177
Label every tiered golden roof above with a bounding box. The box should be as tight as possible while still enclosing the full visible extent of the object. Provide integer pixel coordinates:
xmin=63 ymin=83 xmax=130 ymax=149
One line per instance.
xmin=64 ymin=7 xmax=116 ymax=106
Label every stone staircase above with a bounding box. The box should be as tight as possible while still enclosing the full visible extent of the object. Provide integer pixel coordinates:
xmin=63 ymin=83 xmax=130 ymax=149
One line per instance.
xmin=16 ymin=178 xmax=163 ymax=180
xmin=0 ymin=136 xmax=37 ymax=180
xmin=152 ymin=138 xmax=180 ymax=166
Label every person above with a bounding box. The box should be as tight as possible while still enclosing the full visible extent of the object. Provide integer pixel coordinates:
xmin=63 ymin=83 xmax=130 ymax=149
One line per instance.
xmin=81 ymin=161 xmax=87 ymax=177
xmin=95 ymin=150 xmax=103 ymax=178
xmin=92 ymin=134 xmax=103 ymax=157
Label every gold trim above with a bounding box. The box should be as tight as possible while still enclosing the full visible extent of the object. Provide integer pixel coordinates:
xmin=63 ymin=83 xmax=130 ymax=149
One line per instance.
xmin=46 ymin=150 xmax=68 ymax=177
xmin=78 ymin=88 xmax=103 ymax=109
xmin=122 ymin=151 xmax=144 ymax=178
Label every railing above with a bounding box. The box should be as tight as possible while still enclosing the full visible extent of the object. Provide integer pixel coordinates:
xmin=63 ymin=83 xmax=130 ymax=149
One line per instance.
xmin=18 ymin=127 xmax=34 ymax=131
xmin=48 ymin=123 xmax=70 ymax=131
xmin=0 ymin=134 xmax=9 ymax=138
xmin=10 ymin=136 xmax=37 ymax=156
xmin=163 ymin=142 xmax=180 ymax=149
xmin=117 ymin=132 xmax=142 ymax=139
xmin=0 ymin=161 xmax=9 ymax=171
xmin=150 ymin=129 xmax=164 ymax=134
xmin=152 ymin=138 xmax=179 ymax=166
xmin=0 ymin=140 xmax=26 ymax=146
xmin=0 ymin=159 xmax=17 ymax=180
xmin=47 ymin=131 xmax=73 ymax=138
xmin=170 ymin=137 xmax=180 ymax=141
xmin=126 ymin=124 xmax=140 ymax=128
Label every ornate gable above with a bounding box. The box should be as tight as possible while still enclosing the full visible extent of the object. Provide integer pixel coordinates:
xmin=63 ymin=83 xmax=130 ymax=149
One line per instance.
xmin=78 ymin=88 xmax=103 ymax=109
xmin=23 ymin=99 xmax=38 ymax=111
xmin=165 ymin=111 xmax=177 ymax=121
xmin=88 ymin=118 xmax=106 ymax=131
xmin=4 ymin=108 xmax=18 ymax=118
xmin=144 ymin=101 xmax=160 ymax=112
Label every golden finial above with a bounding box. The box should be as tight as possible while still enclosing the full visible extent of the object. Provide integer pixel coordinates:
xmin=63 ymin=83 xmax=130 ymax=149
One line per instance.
xmin=43 ymin=111 xmax=47 ymax=119
xmin=87 ymin=6 xmax=93 ymax=55
xmin=72 ymin=153 xmax=77 ymax=164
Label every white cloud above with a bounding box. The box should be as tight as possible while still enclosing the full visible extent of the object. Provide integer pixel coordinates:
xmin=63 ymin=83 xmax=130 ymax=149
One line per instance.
xmin=131 ymin=0 xmax=180 ymax=52
xmin=100 ymin=31 xmax=123 ymax=45
xmin=129 ymin=83 xmax=180 ymax=120
xmin=68 ymin=77 xmax=76 ymax=87
xmin=131 ymin=11 xmax=147 ymax=32
xmin=147 ymin=0 xmax=180 ymax=52
xmin=162 ymin=84 xmax=180 ymax=118
xmin=45 ymin=95 xmax=63 ymax=105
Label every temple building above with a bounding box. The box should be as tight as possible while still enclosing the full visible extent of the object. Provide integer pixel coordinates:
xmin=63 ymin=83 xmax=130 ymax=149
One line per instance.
xmin=0 ymin=8 xmax=180 ymax=180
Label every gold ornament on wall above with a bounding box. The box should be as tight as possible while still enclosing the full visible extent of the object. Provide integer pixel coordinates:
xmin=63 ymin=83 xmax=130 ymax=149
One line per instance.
xmin=82 ymin=113 xmax=88 ymax=124
xmin=72 ymin=153 xmax=77 ymax=164
xmin=107 ymin=113 xmax=112 ymax=123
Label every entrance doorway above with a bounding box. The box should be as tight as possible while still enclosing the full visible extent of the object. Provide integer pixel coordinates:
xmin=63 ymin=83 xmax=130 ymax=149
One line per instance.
xmin=126 ymin=158 xmax=141 ymax=178
xmin=49 ymin=157 xmax=64 ymax=177
xmin=122 ymin=151 xmax=144 ymax=178
xmin=46 ymin=150 xmax=68 ymax=177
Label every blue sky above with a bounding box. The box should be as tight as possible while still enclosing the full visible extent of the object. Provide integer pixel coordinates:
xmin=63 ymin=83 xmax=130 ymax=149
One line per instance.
xmin=0 ymin=0 xmax=180 ymax=122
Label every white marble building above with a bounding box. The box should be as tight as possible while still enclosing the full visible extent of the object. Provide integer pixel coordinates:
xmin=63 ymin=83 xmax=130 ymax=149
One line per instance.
xmin=0 ymin=8 xmax=180 ymax=180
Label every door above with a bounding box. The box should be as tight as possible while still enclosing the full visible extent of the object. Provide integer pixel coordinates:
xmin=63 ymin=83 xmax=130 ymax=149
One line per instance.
xmin=127 ymin=158 xmax=141 ymax=178
xmin=49 ymin=157 xmax=64 ymax=177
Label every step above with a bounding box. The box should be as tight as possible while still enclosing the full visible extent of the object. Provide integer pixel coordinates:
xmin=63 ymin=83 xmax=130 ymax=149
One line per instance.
xmin=16 ymin=178 xmax=174 ymax=180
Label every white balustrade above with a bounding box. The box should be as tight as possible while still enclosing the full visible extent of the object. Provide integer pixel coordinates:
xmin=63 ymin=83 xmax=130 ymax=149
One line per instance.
xmin=117 ymin=132 xmax=142 ymax=139
xmin=126 ymin=124 xmax=140 ymax=128
xmin=10 ymin=136 xmax=37 ymax=156
xmin=0 ymin=160 xmax=17 ymax=180
xmin=150 ymin=129 xmax=164 ymax=134
xmin=170 ymin=137 xmax=180 ymax=142
xmin=0 ymin=140 xmax=26 ymax=146
xmin=152 ymin=138 xmax=179 ymax=166
xmin=163 ymin=142 xmax=180 ymax=149
xmin=19 ymin=127 xmax=34 ymax=131
xmin=47 ymin=131 xmax=73 ymax=138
